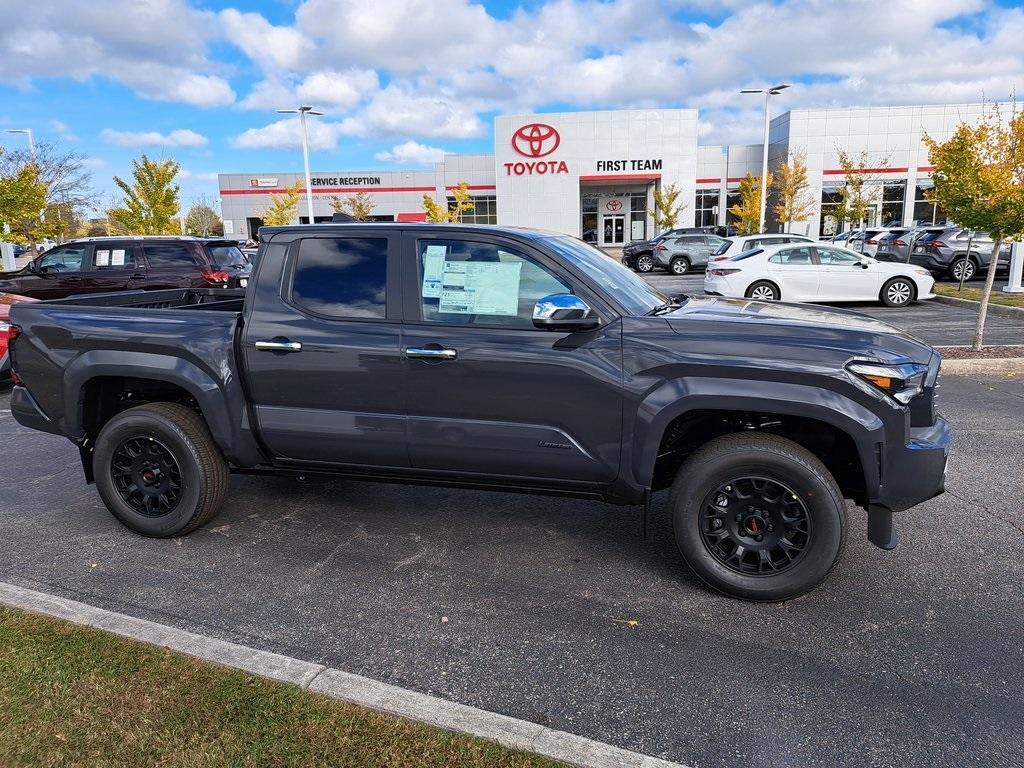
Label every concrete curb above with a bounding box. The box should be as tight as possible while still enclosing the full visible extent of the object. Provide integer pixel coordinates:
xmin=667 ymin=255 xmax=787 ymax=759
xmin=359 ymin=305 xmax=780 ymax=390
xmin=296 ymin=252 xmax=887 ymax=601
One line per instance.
xmin=931 ymin=294 xmax=1024 ymax=318
xmin=938 ymin=356 xmax=1024 ymax=376
xmin=0 ymin=582 xmax=687 ymax=768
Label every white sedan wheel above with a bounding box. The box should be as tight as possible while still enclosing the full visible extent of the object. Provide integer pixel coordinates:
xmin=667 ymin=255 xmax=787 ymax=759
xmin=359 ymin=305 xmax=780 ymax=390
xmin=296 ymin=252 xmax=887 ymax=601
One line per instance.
xmin=881 ymin=278 xmax=914 ymax=307
xmin=749 ymin=283 xmax=778 ymax=301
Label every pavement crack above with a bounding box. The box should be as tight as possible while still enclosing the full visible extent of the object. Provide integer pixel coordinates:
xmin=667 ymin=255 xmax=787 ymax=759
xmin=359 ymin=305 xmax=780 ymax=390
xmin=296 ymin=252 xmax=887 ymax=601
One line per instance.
xmin=945 ymin=487 xmax=1024 ymax=538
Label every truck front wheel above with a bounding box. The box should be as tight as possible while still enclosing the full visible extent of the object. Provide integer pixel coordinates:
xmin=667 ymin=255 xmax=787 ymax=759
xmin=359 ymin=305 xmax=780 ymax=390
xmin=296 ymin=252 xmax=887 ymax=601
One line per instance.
xmin=93 ymin=403 xmax=230 ymax=537
xmin=666 ymin=433 xmax=846 ymax=601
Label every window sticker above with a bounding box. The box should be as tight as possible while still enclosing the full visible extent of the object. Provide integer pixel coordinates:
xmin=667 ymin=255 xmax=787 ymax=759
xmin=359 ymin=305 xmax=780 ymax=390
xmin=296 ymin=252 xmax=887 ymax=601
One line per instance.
xmin=111 ymin=249 xmax=126 ymax=266
xmin=422 ymin=245 xmax=447 ymax=298
xmin=439 ymin=261 xmax=522 ymax=316
xmin=95 ymin=249 xmax=110 ymax=267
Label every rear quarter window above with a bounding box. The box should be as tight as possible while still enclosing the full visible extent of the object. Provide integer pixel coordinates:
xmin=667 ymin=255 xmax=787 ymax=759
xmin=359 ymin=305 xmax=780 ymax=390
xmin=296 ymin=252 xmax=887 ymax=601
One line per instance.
xmin=144 ymin=243 xmax=199 ymax=266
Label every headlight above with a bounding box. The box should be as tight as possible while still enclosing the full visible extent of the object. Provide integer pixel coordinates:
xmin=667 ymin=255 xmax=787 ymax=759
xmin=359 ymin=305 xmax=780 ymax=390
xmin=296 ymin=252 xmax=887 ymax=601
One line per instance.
xmin=848 ymin=362 xmax=929 ymax=404
xmin=913 ymin=268 xmax=931 ymax=277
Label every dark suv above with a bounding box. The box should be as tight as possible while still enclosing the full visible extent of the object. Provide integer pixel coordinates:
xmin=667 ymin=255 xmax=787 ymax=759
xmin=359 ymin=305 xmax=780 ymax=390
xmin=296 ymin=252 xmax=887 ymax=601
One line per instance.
xmin=0 ymin=237 xmax=250 ymax=300
xmin=908 ymin=227 xmax=1010 ymax=282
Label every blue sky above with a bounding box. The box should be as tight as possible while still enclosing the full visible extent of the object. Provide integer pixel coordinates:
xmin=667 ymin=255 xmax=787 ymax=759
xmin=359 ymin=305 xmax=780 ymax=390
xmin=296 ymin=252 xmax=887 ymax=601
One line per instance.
xmin=2 ymin=0 xmax=1023 ymax=210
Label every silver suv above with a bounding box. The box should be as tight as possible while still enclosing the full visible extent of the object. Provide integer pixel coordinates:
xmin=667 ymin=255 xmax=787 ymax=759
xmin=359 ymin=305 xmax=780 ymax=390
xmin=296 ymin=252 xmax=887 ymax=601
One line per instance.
xmin=908 ymin=227 xmax=1010 ymax=281
xmin=653 ymin=234 xmax=727 ymax=275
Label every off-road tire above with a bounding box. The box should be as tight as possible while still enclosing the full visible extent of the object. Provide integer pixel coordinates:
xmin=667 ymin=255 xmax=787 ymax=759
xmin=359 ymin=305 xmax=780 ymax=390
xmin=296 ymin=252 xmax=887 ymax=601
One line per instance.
xmin=93 ymin=402 xmax=229 ymax=537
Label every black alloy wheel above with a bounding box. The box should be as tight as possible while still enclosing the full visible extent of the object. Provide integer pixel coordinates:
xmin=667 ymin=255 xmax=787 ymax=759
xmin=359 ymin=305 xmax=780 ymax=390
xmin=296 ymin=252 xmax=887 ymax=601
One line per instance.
xmin=110 ymin=436 xmax=183 ymax=517
xmin=699 ymin=477 xmax=811 ymax=575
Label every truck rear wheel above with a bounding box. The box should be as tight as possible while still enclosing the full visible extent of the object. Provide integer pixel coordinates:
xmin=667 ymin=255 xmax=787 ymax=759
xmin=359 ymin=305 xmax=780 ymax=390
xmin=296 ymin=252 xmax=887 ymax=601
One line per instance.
xmin=93 ymin=402 xmax=229 ymax=537
xmin=666 ymin=433 xmax=846 ymax=601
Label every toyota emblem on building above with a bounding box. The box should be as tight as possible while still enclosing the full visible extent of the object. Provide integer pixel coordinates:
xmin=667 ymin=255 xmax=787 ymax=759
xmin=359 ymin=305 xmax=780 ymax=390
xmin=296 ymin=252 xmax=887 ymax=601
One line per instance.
xmin=512 ymin=123 xmax=560 ymax=158
xmin=605 ymin=199 xmax=623 ymax=211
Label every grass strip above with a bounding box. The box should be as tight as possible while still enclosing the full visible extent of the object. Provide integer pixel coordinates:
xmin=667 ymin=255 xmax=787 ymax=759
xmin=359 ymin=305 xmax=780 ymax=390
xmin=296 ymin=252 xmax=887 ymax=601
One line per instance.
xmin=933 ymin=283 xmax=1024 ymax=308
xmin=0 ymin=606 xmax=562 ymax=768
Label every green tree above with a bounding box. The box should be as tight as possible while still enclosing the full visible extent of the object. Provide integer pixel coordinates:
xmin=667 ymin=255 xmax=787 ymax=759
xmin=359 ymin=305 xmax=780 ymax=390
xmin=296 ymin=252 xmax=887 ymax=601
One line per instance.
xmin=0 ymin=153 xmax=57 ymax=246
xmin=260 ymin=181 xmax=303 ymax=227
xmin=422 ymin=181 xmax=474 ymax=223
xmin=330 ymin=191 xmax=375 ymax=221
xmin=772 ymin=153 xmax=815 ymax=232
xmin=729 ymin=172 xmax=771 ymax=235
xmin=108 ymin=155 xmax=181 ymax=234
xmin=826 ymin=150 xmax=890 ymax=244
xmin=924 ymin=104 xmax=1024 ymax=349
xmin=652 ymin=183 xmax=686 ymax=231
xmin=184 ymin=194 xmax=223 ymax=236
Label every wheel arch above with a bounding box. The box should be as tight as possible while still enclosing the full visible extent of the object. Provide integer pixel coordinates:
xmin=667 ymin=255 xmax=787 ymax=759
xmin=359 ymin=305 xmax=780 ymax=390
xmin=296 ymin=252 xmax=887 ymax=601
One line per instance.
xmin=745 ymin=279 xmax=781 ymax=300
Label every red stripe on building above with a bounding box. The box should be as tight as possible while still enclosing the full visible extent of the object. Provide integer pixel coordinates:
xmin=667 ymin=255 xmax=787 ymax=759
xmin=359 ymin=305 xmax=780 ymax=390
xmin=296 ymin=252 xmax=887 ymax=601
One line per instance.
xmin=444 ymin=184 xmax=496 ymax=191
xmin=726 ymin=177 xmax=748 ymax=183
xmin=695 ymin=177 xmax=721 ymax=184
xmin=220 ymin=186 xmax=436 ymax=195
xmin=917 ymin=166 xmax=935 ymax=173
xmin=821 ymin=167 xmax=909 ymax=175
xmin=397 ymin=212 xmax=428 ymax=222
xmin=578 ymin=173 xmax=662 ymax=182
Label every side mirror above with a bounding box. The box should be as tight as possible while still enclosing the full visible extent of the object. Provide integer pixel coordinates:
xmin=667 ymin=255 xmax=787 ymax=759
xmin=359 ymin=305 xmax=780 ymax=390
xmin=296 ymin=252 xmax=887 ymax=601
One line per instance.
xmin=533 ymin=293 xmax=599 ymax=331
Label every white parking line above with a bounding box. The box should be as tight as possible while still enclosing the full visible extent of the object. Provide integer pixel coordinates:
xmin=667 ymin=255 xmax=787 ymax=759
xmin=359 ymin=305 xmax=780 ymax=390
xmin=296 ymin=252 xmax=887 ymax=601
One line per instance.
xmin=0 ymin=581 xmax=689 ymax=768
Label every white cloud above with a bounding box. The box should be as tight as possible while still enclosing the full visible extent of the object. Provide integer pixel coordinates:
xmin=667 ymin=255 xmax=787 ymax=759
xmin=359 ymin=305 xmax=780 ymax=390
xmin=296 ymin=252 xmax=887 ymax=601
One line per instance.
xmin=48 ymin=119 xmax=78 ymax=142
xmin=338 ymin=84 xmax=486 ymax=139
xmin=298 ymin=69 xmax=379 ymax=110
xmin=178 ymin=169 xmax=220 ymax=181
xmin=101 ymin=129 xmax=209 ymax=148
xmin=232 ymin=117 xmax=344 ymax=150
xmin=375 ymin=141 xmax=447 ymax=165
xmin=220 ymin=8 xmax=313 ymax=72
xmin=0 ymin=0 xmax=234 ymax=108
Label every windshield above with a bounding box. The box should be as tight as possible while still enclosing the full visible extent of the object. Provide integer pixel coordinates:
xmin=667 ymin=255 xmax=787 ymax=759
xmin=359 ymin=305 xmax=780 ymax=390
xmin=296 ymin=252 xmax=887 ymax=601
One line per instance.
xmin=207 ymin=244 xmax=248 ymax=267
xmin=542 ymin=235 xmax=670 ymax=316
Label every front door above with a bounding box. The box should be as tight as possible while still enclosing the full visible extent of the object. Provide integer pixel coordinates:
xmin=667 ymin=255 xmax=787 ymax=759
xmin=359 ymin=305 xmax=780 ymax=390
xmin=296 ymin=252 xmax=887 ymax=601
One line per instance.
xmin=813 ymin=246 xmax=879 ymax=301
xmin=602 ymin=215 xmax=625 ymax=246
xmin=25 ymin=244 xmax=91 ymax=299
xmin=400 ymin=234 xmax=623 ymax=484
xmin=241 ymin=234 xmax=409 ymax=467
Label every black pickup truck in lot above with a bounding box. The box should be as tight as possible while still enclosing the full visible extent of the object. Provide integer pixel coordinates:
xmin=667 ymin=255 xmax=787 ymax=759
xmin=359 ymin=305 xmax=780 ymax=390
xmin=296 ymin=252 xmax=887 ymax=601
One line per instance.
xmin=8 ymin=224 xmax=950 ymax=600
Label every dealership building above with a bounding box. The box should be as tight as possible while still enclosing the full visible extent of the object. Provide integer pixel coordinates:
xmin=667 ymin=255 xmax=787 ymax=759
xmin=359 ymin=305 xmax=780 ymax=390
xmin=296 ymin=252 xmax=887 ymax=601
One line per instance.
xmin=218 ymin=102 xmax=999 ymax=247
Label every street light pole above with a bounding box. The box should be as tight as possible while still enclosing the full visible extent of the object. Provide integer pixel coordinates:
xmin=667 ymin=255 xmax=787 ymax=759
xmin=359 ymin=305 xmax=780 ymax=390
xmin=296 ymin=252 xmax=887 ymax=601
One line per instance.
xmin=740 ymin=84 xmax=790 ymax=233
xmin=5 ymin=128 xmax=35 ymax=164
xmin=275 ymin=106 xmax=323 ymax=224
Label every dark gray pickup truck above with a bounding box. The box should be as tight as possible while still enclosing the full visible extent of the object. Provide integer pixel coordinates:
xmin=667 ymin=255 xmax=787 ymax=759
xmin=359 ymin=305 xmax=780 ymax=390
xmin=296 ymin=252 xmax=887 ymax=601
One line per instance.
xmin=8 ymin=223 xmax=950 ymax=600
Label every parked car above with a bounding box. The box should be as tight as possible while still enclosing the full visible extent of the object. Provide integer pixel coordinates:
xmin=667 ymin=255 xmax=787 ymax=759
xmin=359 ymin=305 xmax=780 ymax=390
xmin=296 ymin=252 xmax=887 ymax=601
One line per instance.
xmin=8 ymin=222 xmax=950 ymax=601
xmin=831 ymin=228 xmax=890 ymax=253
xmin=874 ymin=228 xmax=946 ymax=263
xmin=623 ymin=228 xmax=705 ymax=271
xmin=651 ymin=233 xmax=727 ymax=274
xmin=704 ymin=242 xmax=935 ymax=307
xmin=0 ymin=293 xmax=37 ymax=380
xmin=863 ymin=228 xmax=907 ymax=257
xmin=0 ymin=237 xmax=251 ymax=299
xmin=908 ymin=227 xmax=1010 ymax=282
xmin=710 ymin=233 xmax=815 ymax=263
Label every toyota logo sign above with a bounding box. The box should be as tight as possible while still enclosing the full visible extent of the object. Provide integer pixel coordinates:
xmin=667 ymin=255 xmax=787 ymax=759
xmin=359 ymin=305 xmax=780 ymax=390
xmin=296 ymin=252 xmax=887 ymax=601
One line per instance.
xmin=605 ymin=199 xmax=623 ymax=211
xmin=512 ymin=123 xmax=560 ymax=158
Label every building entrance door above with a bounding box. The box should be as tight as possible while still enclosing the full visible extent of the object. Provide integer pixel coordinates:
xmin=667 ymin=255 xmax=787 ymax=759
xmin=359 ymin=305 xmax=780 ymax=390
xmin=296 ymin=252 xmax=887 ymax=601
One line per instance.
xmin=602 ymin=215 xmax=625 ymax=246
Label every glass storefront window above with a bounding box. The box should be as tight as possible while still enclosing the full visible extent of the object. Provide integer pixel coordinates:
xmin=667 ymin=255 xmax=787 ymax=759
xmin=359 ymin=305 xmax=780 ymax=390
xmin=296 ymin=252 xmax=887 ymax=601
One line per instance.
xmin=819 ymin=188 xmax=843 ymax=237
xmin=449 ymin=195 xmax=497 ymax=224
xmin=582 ymin=212 xmax=598 ymax=243
xmin=881 ymin=181 xmax=906 ymax=226
xmin=913 ymin=184 xmax=947 ymax=226
xmin=695 ymin=190 xmax=718 ymax=227
xmin=725 ymin=190 xmax=741 ymax=225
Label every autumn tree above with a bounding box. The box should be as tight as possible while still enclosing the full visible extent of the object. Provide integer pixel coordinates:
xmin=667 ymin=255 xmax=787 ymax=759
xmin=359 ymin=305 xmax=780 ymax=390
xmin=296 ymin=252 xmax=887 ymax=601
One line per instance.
xmin=772 ymin=153 xmax=815 ymax=232
xmin=330 ymin=191 xmax=375 ymax=221
xmin=652 ymin=183 xmax=686 ymax=231
xmin=729 ymin=172 xmax=771 ymax=235
xmin=185 ymin=194 xmax=223 ymax=236
xmin=108 ymin=155 xmax=181 ymax=234
xmin=423 ymin=181 xmax=474 ymax=223
xmin=0 ymin=152 xmax=56 ymax=246
xmin=826 ymin=150 xmax=890 ymax=247
xmin=260 ymin=181 xmax=303 ymax=227
xmin=924 ymin=104 xmax=1024 ymax=349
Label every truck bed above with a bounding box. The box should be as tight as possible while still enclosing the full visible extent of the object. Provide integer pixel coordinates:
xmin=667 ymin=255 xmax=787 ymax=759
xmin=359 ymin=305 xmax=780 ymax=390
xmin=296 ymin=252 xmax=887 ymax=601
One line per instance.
xmin=39 ymin=288 xmax=246 ymax=312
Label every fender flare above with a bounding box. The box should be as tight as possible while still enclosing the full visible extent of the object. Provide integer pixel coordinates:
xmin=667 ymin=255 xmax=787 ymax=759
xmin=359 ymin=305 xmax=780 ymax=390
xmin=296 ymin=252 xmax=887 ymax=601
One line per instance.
xmin=62 ymin=350 xmax=233 ymax=452
xmin=632 ymin=376 xmax=887 ymax=490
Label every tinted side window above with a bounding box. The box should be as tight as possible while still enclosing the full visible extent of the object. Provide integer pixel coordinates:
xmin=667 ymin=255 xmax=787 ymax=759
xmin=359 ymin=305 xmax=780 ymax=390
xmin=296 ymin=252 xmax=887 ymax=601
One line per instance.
xmin=93 ymin=245 xmax=137 ymax=269
xmin=417 ymin=239 xmax=570 ymax=328
xmin=144 ymin=243 xmax=198 ymax=266
xmin=768 ymin=246 xmax=814 ymax=265
xmin=677 ymin=235 xmax=704 ymax=245
xmin=37 ymin=246 xmax=86 ymax=273
xmin=291 ymin=238 xmax=387 ymax=319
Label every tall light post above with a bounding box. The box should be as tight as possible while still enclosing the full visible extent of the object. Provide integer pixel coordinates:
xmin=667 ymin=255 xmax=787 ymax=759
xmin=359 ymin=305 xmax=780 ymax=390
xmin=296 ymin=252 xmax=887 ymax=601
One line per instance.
xmin=5 ymin=128 xmax=36 ymax=163
xmin=276 ymin=106 xmax=323 ymax=225
xmin=740 ymin=84 xmax=789 ymax=233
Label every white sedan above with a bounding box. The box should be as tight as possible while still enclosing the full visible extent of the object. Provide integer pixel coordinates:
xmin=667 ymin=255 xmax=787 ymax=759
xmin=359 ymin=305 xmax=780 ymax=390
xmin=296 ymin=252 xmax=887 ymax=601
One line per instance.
xmin=703 ymin=242 xmax=935 ymax=308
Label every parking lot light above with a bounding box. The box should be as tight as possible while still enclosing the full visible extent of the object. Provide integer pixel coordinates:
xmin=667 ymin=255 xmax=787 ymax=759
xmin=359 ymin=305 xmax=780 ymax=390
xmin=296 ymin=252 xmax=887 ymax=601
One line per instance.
xmin=275 ymin=106 xmax=323 ymax=225
xmin=740 ymin=85 xmax=790 ymax=233
xmin=5 ymin=128 xmax=35 ymax=164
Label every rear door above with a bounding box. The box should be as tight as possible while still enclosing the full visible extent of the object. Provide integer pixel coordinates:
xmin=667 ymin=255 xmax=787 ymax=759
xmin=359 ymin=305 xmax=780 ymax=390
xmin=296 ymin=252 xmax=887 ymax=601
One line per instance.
xmin=241 ymin=232 xmax=408 ymax=467
xmin=400 ymin=233 xmax=623 ymax=483
xmin=79 ymin=242 xmax=146 ymax=294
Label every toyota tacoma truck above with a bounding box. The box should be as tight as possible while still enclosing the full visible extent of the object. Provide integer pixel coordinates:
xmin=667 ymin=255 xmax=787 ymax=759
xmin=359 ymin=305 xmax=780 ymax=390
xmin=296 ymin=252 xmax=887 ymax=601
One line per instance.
xmin=7 ymin=223 xmax=950 ymax=601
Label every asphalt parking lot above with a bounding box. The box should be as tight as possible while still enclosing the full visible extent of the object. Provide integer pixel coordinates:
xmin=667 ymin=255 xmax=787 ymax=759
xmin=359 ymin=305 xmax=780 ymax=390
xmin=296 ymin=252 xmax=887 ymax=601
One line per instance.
xmin=642 ymin=271 xmax=1024 ymax=346
xmin=1 ymin=365 xmax=1023 ymax=767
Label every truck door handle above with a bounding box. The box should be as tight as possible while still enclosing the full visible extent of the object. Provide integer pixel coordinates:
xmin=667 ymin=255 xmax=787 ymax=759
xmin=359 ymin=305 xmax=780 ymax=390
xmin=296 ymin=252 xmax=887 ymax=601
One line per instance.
xmin=404 ymin=347 xmax=457 ymax=361
xmin=254 ymin=340 xmax=302 ymax=353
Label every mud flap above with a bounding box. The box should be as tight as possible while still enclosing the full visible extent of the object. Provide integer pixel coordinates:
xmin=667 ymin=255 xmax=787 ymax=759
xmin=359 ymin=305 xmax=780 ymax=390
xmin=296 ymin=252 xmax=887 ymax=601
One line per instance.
xmin=868 ymin=504 xmax=898 ymax=550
